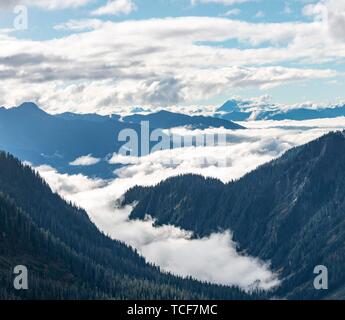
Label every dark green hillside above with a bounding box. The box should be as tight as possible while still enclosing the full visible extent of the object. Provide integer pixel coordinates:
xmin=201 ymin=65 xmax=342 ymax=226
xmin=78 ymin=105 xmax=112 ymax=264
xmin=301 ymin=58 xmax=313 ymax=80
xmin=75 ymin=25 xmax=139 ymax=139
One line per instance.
xmin=123 ymin=131 xmax=345 ymax=299
xmin=0 ymin=152 xmax=254 ymax=300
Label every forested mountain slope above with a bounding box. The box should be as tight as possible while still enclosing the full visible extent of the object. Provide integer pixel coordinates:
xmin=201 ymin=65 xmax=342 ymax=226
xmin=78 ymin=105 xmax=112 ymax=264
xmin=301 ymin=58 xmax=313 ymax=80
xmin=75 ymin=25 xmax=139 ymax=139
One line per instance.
xmin=123 ymin=131 xmax=345 ymax=299
xmin=0 ymin=152 xmax=254 ymax=300
xmin=123 ymin=110 xmax=244 ymax=129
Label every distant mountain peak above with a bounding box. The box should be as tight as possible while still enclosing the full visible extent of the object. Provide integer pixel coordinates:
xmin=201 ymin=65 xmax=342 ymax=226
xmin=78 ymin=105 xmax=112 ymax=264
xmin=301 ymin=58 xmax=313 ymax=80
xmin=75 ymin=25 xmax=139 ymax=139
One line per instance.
xmin=156 ymin=110 xmax=173 ymax=114
xmin=218 ymin=99 xmax=245 ymax=112
xmin=123 ymin=109 xmax=244 ymax=130
xmin=12 ymin=102 xmax=48 ymax=116
xmin=18 ymin=102 xmax=40 ymax=110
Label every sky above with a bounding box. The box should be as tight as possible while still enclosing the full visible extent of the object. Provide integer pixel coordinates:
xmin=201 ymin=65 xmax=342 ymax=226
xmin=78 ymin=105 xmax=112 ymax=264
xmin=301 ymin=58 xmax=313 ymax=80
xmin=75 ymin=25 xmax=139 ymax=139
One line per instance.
xmin=0 ymin=0 xmax=345 ymax=114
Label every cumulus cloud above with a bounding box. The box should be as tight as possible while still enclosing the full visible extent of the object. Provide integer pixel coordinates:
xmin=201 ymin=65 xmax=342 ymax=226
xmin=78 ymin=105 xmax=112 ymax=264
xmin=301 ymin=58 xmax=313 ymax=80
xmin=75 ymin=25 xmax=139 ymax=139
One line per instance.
xmin=54 ymin=19 xmax=105 ymax=31
xmin=69 ymin=154 xmax=101 ymax=166
xmin=303 ymin=0 xmax=345 ymax=42
xmin=91 ymin=0 xmax=137 ymax=16
xmin=0 ymin=15 xmax=343 ymax=112
xmin=0 ymin=0 xmax=19 ymax=9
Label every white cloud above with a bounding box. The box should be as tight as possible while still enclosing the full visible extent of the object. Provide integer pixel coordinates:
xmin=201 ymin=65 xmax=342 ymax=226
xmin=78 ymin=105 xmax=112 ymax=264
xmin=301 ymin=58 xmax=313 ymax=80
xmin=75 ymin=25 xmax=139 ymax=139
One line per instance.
xmin=109 ymin=154 xmax=139 ymax=164
xmin=91 ymin=0 xmax=136 ymax=16
xmin=38 ymin=164 xmax=106 ymax=193
xmin=0 ymin=0 xmax=19 ymax=9
xmin=37 ymin=162 xmax=279 ymax=291
xmin=0 ymin=15 xmax=344 ymax=112
xmin=221 ymin=8 xmax=241 ymax=16
xmin=303 ymin=0 xmax=345 ymax=42
xmin=69 ymin=154 xmax=101 ymax=166
xmin=143 ymin=231 xmax=278 ymax=291
xmin=54 ymin=19 xmax=105 ymax=31
xmin=110 ymin=118 xmax=345 ymax=183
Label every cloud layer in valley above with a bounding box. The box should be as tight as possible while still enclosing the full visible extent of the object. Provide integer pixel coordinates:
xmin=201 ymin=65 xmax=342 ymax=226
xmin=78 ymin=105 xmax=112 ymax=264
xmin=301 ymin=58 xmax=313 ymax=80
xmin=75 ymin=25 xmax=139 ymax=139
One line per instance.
xmin=36 ymin=118 xmax=345 ymax=291
xmin=37 ymin=163 xmax=280 ymax=291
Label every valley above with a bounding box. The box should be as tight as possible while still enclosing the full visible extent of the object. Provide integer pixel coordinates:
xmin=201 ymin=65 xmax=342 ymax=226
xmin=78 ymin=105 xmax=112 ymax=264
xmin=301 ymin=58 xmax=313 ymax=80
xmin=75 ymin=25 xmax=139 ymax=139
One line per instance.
xmin=2 ymin=103 xmax=345 ymax=299
xmin=122 ymin=131 xmax=345 ymax=299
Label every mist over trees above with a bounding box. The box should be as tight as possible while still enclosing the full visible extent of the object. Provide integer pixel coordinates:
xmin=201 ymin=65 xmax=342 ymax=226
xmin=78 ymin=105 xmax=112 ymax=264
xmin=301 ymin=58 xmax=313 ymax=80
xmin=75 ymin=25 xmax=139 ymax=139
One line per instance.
xmin=123 ymin=131 xmax=345 ymax=299
xmin=0 ymin=151 xmax=256 ymax=300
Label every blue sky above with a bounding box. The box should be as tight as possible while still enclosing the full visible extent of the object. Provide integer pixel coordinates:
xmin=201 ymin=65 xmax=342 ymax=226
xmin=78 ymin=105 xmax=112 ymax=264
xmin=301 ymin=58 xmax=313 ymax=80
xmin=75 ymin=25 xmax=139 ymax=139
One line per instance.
xmin=1 ymin=0 xmax=315 ymax=39
xmin=0 ymin=0 xmax=344 ymax=113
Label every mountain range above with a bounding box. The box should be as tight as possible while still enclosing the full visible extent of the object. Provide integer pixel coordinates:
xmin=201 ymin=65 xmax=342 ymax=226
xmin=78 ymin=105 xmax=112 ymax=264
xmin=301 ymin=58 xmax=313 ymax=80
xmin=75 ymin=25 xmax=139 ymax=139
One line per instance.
xmin=216 ymin=99 xmax=345 ymax=121
xmin=123 ymin=110 xmax=244 ymax=130
xmin=2 ymin=101 xmax=345 ymax=299
xmin=0 ymin=103 xmax=243 ymax=179
xmin=1 ymin=100 xmax=345 ymax=180
xmin=123 ymin=131 xmax=345 ymax=299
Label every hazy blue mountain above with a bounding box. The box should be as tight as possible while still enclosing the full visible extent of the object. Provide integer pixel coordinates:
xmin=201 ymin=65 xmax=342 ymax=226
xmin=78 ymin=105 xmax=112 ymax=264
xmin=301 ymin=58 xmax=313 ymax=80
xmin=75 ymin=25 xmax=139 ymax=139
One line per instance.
xmin=0 ymin=103 xmax=244 ymax=179
xmin=55 ymin=112 xmax=112 ymax=122
xmin=0 ymin=151 xmax=256 ymax=300
xmin=217 ymin=99 xmax=252 ymax=113
xmin=130 ymin=106 xmax=150 ymax=113
xmin=123 ymin=110 xmax=244 ymax=130
xmin=0 ymin=103 xmax=166 ymax=178
xmin=215 ymin=111 xmax=252 ymax=122
xmin=216 ymin=99 xmax=345 ymax=121
xmin=0 ymin=103 xmax=132 ymax=178
xmin=259 ymin=106 xmax=345 ymax=121
xmin=215 ymin=99 xmax=253 ymax=121
xmin=123 ymin=131 xmax=345 ymax=299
